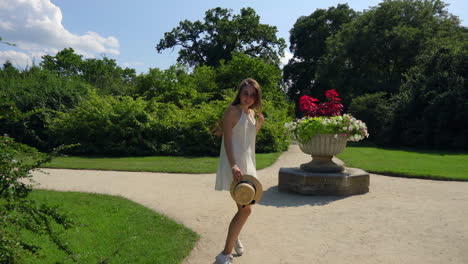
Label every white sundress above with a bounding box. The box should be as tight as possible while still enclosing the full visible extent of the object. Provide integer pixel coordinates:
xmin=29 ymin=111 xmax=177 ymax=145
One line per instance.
xmin=215 ymin=110 xmax=257 ymax=191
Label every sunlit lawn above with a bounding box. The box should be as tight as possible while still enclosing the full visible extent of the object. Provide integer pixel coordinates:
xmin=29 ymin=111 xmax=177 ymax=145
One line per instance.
xmin=337 ymin=144 xmax=468 ymax=181
xmin=21 ymin=190 xmax=198 ymax=264
xmin=42 ymin=152 xmax=282 ymax=173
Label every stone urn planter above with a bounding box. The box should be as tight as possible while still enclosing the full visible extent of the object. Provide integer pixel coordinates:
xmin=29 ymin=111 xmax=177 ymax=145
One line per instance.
xmin=298 ymin=133 xmax=347 ymax=173
xmin=279 ymin=133 xmax=369 ymax=196
xmin=280 ymin=90 xmax=370 ymax=196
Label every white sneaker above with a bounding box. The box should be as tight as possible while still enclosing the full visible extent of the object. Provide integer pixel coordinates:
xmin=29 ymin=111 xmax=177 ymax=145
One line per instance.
xmin=234 ymin=239 xmax=244 ymax=256
xmin=215 ymin=252 xmax=233 ymax=264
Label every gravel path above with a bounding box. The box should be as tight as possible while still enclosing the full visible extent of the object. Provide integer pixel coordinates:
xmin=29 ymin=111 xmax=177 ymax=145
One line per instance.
xmin=31 ymin=144 xmax=468 ymax=264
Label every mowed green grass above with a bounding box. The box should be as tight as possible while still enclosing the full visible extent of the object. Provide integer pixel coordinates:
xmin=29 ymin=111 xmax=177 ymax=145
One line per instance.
xmin=21 ymin=190 xmax=199 ymax=264
xmin=337 ymin=146 xmax=468 ymax=181
xmin=43 ymin=152 xmax=282 ymax=173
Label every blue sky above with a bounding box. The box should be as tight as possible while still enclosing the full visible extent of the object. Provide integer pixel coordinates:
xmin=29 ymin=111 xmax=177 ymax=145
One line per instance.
xmin=1 ymin=0 xmax=466 ymax=74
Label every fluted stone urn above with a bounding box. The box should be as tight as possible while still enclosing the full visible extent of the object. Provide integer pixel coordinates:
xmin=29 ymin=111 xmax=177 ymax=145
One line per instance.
xmin=298 ymin=133 xmax=347 ymax=173
xmin=279 ymin=133 xmax=369 ymax=196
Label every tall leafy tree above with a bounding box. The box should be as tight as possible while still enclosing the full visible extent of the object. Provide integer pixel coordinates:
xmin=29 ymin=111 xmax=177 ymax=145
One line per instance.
xmin=135 ymin=66 xmax=198 ymax=107
xmin=388 ymin=44 xmax=468 ymax=149
xmin=1 ymin=61 xmax=20 ymax=77
xmin=319 ymin=0 xmax=464 ymax=104
xmin=81 ymin=56 xmax=136 ymax=95
xmin=283 ymin=4 xmax=356 ymax=102
xmin=41 ymin=48 xmax=83 ymax=76
xmin=156 ymin=7 xmax=286 ymax=67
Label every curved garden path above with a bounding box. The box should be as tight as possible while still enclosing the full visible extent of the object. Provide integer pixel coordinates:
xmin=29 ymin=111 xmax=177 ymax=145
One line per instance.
xmin=31 ymin=144 xmax=468 ymax=264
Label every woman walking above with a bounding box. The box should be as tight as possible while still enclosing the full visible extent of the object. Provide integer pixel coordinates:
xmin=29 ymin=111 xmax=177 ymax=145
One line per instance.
xmin=214 ymin=78 xmax=264 ymax=264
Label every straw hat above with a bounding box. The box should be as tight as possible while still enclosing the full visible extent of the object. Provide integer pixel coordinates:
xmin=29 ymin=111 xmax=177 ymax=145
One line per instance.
xmin=230 ymin=175 xmax=263 ymax=206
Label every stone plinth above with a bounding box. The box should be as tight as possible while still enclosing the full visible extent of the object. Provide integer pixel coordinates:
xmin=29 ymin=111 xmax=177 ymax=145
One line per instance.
xmin=278 ymin=167 xmax=369 ymax=196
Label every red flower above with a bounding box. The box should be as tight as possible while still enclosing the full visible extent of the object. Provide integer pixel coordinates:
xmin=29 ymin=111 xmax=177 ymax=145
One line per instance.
xmin=325 ymin=89 xmax=339 ymax=99
xmin=299 ymin=89 xmax=343 ymax=117
xmin=299 ymin=95 xmax=319 ymax=113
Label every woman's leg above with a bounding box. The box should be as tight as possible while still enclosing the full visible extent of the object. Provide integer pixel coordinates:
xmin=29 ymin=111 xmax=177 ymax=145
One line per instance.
xmin=222 ymin=203 xmax=252 ymax=255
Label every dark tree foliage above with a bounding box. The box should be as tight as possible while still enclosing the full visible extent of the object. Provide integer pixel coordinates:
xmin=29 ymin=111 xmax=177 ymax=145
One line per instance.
xmin=156 ymin=7 xmax=286 ymax=67
xmin=319 ymin=0 xmax=463 ymax=105
xmin=389 ymin=45 xmax=468 ymax=149
xmin=283 ymin=4 xmax=356 ymax=103
xmin=284 ymin=0 xmax=467 ymax=149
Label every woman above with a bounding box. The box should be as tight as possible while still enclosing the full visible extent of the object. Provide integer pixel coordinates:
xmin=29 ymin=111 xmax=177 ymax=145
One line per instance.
xmin=214 ymin=78 xmax=264 ymax=264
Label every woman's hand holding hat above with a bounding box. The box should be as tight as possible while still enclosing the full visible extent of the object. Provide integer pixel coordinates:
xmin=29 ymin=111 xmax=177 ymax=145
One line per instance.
xmin=231 ymin=164 xmax=242 ymax=181
xmin=230 ymin=174 xmax=263 ymax=205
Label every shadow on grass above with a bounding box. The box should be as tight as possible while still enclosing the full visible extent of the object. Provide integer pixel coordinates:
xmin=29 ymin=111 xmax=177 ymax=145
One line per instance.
xmin=258 ymin=186 xmax=349 ymax=207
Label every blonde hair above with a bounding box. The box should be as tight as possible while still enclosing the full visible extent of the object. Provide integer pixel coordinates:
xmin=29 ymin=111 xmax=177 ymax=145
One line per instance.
xmin=211 ymin=78 xmax=263 ymax=136
xmin=231 ymin=78 xmax=263 ymax=113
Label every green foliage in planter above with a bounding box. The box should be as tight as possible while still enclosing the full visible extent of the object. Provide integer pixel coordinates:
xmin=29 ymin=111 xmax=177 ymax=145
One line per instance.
xmin=295 ymin=117 xmax=337 ymax=143
xmin=289 ymin=115 xmax=368 ymax=144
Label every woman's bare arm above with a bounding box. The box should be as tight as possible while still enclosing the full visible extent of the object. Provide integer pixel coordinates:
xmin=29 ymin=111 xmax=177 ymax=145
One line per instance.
xmin=255 ymin=112 xmax=264 ymax=133
xmin=222 ymin=106 xmax=242 ymax=181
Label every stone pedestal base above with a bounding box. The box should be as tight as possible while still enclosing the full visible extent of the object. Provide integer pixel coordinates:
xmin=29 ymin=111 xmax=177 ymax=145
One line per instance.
xmin=278 ymin=167 xmax=369 ymax=196
xmin=300 ymin=155 xmax=345 ymax=173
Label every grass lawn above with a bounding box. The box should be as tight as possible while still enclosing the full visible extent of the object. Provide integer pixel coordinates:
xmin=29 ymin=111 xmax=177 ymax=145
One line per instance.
xmin=20 ymin=190 xmax=198 ymax=264
xmin=337 ymin=145 xmax=468 ymax=181
xmin=42 ymin=152 xmax=282 ymax=173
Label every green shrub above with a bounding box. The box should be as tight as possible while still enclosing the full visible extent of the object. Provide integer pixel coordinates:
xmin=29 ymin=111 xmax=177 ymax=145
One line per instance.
xmin=0 ymin=136 xmax=74 ymax=263
xmin=256 ymin=100 xmax=291 ymax=153
xmin=50 ymin=93 xmax=158 ymax=155
xmin=348 ymin=92 xmax=394 ymax=143
xmin=0 ymin=67 xmax=91 ymax=150
xmin=50 ymin=92 xmax=290 ymax=156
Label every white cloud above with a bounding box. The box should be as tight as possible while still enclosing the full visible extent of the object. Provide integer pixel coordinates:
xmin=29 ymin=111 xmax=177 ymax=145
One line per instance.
xmin=0 ymin=50 xmax=34 ymax=68
xmin=280 ymin=50 xmax=294 ymax=67
xmin=0 ymin=0 xmax=120 ymax=67
xmin=0 ymin=20 xmax=14 ymax=31
xmin=122 ymin=61 xmax=144 ymax=68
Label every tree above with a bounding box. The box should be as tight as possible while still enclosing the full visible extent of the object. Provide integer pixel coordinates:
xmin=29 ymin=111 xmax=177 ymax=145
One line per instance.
xmin=41 ymin=48 xmax=83 ymax=76
xmin=40 ymin=48 xmax=137 ymax=95
xmin=388 ymin=44 xmax=468 ymax=149
xmin=81 ymin=56 xmax=137 ymax=95
xmin=318 ymin=0 xmax=464 ymax=105
xmin=215 ymin=52 xmax=285 ymax=105
xmin=156 ymin=7 xmax=286 ymax=67
xmin=135 ymin=66 xmax=199 ymax=107
xmin=1 ymin=61 xmax=20 ymax=77
xmin=283 ymin=4 xmax=356 ymax=102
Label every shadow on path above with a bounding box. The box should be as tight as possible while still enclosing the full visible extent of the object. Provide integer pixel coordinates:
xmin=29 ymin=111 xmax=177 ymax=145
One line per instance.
xmin=258 ymin=186 xmax=347 ymax=207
